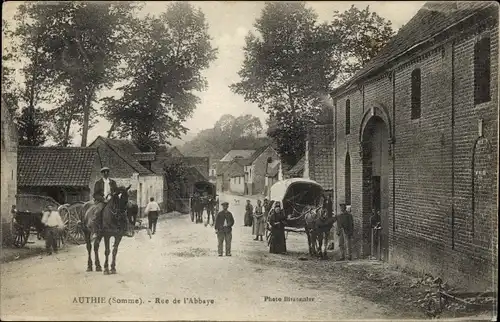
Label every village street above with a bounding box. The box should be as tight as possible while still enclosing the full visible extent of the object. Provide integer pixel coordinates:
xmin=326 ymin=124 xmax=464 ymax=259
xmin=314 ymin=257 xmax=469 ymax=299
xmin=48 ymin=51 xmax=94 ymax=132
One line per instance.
xmin=0 ymin=194 xmax=485 ymax=321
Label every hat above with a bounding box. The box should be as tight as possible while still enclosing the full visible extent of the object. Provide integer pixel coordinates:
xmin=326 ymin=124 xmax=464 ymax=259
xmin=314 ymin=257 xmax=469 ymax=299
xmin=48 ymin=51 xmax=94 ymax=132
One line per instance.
xmin=221 ymin=201 xmax=229 ymax=206
xmin=100 ymin=167 xmax=110 ymax=173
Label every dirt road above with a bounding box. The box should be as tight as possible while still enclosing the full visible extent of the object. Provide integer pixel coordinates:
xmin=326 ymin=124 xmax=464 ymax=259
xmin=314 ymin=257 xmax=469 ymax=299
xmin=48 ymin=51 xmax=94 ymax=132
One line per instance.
xmin=1 ymin=194 xmax=418 ymax=321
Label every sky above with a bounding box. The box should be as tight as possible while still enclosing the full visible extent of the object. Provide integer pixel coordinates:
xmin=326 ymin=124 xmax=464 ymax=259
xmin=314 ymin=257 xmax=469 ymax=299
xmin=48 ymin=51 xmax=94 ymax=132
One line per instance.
xmin=2 ymin=1 xmax=425 ymax=147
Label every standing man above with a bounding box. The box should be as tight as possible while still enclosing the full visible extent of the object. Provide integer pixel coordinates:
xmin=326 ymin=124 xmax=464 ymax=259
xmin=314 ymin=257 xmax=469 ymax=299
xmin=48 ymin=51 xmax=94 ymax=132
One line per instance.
xmin=214 ymin=201 xmax=234 ymax=256
xmin=41 ymin=205 xmax=65 ymax=255
xmin=145 ymin=197 xmax=161 ymax=234
xmin=92 ymin=167 xmax=118 ymax=239
xmin=244 ymin=200 xmax=253 ymax=227
xmin=337 ymin=199 xmax=354 ymax=261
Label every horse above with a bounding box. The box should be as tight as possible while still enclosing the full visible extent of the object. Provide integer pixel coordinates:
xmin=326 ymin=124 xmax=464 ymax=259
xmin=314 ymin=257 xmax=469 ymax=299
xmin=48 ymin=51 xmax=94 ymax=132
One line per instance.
xmin=304 ymin=205 xmax=336 ymax=259
xmin=79 ymin=185 xmax=131 ymax=274
xmin=205 ymin=197 xmax=216 ymax=226
xmin=127 ymin=200 xmax=139 ymax=228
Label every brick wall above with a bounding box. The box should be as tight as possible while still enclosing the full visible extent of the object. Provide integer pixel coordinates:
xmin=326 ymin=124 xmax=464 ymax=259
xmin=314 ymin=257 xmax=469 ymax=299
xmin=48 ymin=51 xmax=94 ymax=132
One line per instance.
xmin=331 ymin=17 xmax=498 ymax=291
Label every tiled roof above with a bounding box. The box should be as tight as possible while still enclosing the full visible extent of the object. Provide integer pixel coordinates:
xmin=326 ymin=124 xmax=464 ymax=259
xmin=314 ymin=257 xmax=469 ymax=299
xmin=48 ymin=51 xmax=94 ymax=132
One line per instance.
xmin=220 ymin=150 xmax=255 ymax=162
xmin=288 ymin=156 xmax=305 ymax=177
xmin=97 ymin=137 xmax=153 ymax=175
xmin=309 ymin=124 xmax=334 ymax=190
xmin=18 ymin=146 xmax=98 ymax=187
xmin=333 ymin=1 xmax=496 ymax=95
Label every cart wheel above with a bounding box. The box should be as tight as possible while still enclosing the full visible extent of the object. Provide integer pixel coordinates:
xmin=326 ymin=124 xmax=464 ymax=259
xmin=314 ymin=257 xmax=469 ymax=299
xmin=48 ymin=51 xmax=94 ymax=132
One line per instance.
xmin=60 ymin=204 xmax=85 ymax=245
xmin=13 ymin=226 xmax=29 ymax=248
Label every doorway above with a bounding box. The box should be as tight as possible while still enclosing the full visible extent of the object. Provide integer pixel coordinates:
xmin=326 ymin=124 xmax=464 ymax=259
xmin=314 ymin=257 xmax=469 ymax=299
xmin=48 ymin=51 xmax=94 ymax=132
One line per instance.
xmin=362 ymin=116 xmax=389 ymax=260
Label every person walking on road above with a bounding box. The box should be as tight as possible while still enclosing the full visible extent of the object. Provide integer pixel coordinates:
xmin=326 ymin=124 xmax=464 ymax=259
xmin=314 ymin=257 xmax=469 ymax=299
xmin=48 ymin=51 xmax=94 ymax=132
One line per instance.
xmin=337 ymin=199 xmax=354 ymax=261
xmin=145 ymin=197 xmax=161 ymax=234
xmin=215 ymin=202 xmax=235 ymax=256
xmin=244 ymin=200 xmax=253 ymax=226
xmin=41 ymin=205 xmax=65 ymax=255
xmin=252 ymin=200 xmax=265 ymax=241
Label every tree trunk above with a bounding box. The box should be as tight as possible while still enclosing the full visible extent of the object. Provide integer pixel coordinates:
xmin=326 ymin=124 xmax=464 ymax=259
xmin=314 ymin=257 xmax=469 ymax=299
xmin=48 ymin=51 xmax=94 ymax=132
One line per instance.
xmin=107 ymin=121 xmax=116 ymax=138
xmin=63 ymin=119 xmax=72 ymax=147
xmin=81 ymin=95 xmax=90 ymax=147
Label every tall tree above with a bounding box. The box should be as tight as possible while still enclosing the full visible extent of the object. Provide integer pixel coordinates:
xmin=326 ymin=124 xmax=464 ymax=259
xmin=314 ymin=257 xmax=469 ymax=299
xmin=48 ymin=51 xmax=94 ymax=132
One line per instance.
xmin=230 ymin=2 xmax=340 ymax=165
xmin=102 ymin=2 xmax=217 ymax=152
xmin=2 ymin=20 xmax=19 ymax=116
xmin=231 ymin=2 xmax=394 ymax=165
xmin=14 ymin=2 xmax=140 ymax=146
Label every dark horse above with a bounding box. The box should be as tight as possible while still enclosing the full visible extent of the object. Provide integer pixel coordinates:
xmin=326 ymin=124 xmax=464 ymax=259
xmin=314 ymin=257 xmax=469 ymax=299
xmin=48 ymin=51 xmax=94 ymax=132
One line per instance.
xmin=80 ymin=185 xmax=131 ymax=274
xmin=304 ymin=206 xmax=336 ymax=259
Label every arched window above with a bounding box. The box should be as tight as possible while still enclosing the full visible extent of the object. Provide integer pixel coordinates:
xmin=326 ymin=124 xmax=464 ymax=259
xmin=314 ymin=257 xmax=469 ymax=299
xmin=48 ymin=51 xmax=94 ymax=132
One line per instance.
xmin=474 ymin=36 xmax=491 ymax=105
xmin=411 ymin=68 xmax=421 ymax=119
xmin=345 ymin=99 xmax=351 ymax=135
xmin=345 ymin=152 xmax=351 ymax=206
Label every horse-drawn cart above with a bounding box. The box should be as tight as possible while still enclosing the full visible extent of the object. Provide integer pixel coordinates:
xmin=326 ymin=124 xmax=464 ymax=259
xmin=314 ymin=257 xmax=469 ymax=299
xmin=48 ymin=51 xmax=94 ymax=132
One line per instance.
xmin=189 ymin=181 xmax=218 ymax=224
xmin=267 ymin=179 xmax=329 ymax=256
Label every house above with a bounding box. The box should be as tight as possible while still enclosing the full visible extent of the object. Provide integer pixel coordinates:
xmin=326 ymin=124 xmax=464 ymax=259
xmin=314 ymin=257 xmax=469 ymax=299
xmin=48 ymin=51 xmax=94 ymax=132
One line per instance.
xmin=89 ymin=136 xmax=164 ymax=215
xmin=325 ymin=2 xmax=497 ymax=290
xmin=305 ymin=124 xmax=334 ymax=193
xmin=264 ymin=162 xmax=280 ymax=198
xmin=242 ymin=145 xmax=280 ymax=195
xmin=216 ymin=149 xmax=255 ymax=193
xmin=287 ymin=156 xmax=305 ymax=178
xmin=1 ymin=104 xmax=18 ymax=245
xmin=17 ymin=147 xmax=101 ymax=204
xmin=226 ymin=159 xmax=245 ymax=195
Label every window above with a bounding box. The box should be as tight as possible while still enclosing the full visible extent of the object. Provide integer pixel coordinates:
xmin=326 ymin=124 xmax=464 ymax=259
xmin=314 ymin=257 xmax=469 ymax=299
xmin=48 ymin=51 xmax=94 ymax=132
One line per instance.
xmin=345 ymin=153 xmax=351 ymax=206
xmin=411 ymin=68 xmax=421 ymax=119
xmin=474 ymin=36 xmax=491 ymax=105
xmin=345 ymin=99 xmax=351 ymax=135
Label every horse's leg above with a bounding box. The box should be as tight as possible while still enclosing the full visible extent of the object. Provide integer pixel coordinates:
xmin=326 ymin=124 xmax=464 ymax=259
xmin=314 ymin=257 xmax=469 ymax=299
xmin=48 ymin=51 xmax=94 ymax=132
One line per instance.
xmin=306 ymin=230 xmax=312 ymax=255
xmin=318 ymin=233 xmax=324 ymax=259
xmin=103 ymin=236 xmax=111 ymax=275
xmin=85 ymin=229 xmax=93 ymax=271
xmin=94 ymin=235 xmax=102 ymax=271
xmin=110 ymin=235 xmax=122 ymax=274
xmin=323 ymin=232 xmax=329 ymax=259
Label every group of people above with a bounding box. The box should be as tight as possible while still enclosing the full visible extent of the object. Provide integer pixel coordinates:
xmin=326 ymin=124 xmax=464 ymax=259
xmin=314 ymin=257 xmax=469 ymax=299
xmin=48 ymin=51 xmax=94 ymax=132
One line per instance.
xmin=244 ymin=199 xmax=286 ymax=253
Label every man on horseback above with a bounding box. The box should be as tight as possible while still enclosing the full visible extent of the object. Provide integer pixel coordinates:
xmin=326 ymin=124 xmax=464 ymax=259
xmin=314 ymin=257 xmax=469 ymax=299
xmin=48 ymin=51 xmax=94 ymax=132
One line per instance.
xmin=91 ymin=167 xmax=118 ymax=239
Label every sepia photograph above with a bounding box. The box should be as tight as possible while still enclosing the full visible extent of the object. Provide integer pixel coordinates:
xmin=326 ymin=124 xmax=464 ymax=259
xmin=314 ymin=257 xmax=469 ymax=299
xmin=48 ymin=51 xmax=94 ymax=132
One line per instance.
xmin=1 ymin=1 xmax=498 ymax=321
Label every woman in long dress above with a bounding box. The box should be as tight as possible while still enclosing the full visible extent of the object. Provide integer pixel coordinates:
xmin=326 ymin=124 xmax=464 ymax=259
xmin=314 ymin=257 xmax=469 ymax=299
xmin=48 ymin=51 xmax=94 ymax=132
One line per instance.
xmin=244 ymin=200 xmax=254 ymax=226
xmin=253 ymin=200 xmax=265 ymax=241
xmin=268 ymin=201 xmax=287 ymax=254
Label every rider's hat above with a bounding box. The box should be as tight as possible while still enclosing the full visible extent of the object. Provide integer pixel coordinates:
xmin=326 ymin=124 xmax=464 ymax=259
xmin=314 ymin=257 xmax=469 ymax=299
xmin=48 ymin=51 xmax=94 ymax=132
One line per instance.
xmin=100 ymin=167 xmax=110 ymax=173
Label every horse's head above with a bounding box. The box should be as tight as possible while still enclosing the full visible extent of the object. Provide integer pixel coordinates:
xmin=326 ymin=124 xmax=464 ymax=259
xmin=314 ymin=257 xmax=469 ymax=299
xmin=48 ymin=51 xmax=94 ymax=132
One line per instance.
xmin=111 ymin=185 xmax=131 ymax=214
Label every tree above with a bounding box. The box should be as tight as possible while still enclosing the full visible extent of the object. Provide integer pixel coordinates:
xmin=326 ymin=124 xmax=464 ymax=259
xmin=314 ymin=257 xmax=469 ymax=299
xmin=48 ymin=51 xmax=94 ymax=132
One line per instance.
xmin=231 ymin=2 xmax=394 ymax=165
xmin=2 ymin=20 xmax=19 ymax=116
xmin=16 ymin=106 xmax=47 ymax=146
xmin=330 ymin=5 xmax=395 ymax=83
xmin=103 ymin=2 xmax=217 ymax=152
xmin=14 ymin=2 xmax=141 ymax=146
xmin=230 ymin=2 xmax=340 ymax=165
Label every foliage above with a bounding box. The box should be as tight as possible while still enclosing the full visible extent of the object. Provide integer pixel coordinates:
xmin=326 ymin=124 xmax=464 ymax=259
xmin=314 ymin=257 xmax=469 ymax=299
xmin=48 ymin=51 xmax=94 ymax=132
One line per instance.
xmin=102 ymin=2 xmax=217 ymax=152
xmin=1 ymin=20 xmax=19 ymax=116
xmin=330 ymin=5 xmax=395 ymax=83
xmin=179 ymin=114 xmax=271 ymax=158
xmin=163 ymin=159 xmax=189 ymax=197
xmin=231 ymin=2 xmax=394 ymax=165
xmin=13 ymin=2 xmax=140 ymax=146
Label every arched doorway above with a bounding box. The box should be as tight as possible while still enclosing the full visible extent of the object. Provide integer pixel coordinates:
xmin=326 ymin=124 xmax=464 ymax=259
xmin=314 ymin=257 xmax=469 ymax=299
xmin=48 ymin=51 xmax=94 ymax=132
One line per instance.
xmin=361 ymin=115 xmax=390 ymax=260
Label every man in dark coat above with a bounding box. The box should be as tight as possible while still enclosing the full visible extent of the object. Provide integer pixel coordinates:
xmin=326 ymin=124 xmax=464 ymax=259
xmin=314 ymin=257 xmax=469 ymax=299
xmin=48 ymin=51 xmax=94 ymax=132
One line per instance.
xmin=91 ymin=167 xmax=118 ymax=238
xmin=214 ymin=202 xmax=235 ymax=256
xmin=337 ymin=199 xmax=354 ymax=260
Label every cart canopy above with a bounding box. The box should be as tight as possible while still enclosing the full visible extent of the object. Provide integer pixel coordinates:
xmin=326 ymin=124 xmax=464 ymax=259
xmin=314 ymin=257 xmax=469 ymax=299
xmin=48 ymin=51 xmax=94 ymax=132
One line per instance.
xmin=15 ymin=194 xmax=60 ymax=214
xmin=193 ymin=181 xmax=216 ymax=197
xmin=269 ymin=178 xmax=324 ymax=219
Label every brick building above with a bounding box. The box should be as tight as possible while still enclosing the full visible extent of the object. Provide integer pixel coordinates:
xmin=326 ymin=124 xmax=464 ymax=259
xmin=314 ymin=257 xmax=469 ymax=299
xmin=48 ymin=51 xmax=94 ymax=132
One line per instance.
xmin=327 ymin=2 xmax=498 ymax=291
xmin=1 ymin=104 xmax=18 ymax=245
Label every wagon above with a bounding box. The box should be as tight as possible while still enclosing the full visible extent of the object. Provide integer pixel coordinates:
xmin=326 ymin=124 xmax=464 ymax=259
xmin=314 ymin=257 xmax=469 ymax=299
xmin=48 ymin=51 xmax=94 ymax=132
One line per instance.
xmin=58 ymin=202 xmax=87 ymax=244
xmin=266 ymin=178 xmax=324 ymax=241
xmin=12 ymin=194 xmax=61 ymax=248
xmin=189 ymin=181 xmax=218 ymax=224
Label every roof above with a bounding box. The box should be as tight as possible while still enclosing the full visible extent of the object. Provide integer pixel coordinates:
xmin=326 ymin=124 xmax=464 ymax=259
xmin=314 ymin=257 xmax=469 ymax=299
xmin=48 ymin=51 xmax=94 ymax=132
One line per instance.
xmin=94 ymin=137 xmax=153 ymax=175
xmin=220 ymin=150 xmax=255 ymax=162
xmin=287 ymin=156 xmax=305 ymax=177
xmin=332 ymin=1 xmax=497 ymax=96
xmin=245 ymin=145 xmax=272 ymax=165
xmin=18 ymin=146 xmax=98 ymax=187
xmin=270 ymin=178 xmax=323 ymax=201
xmin=226 ymin=160 xmax=245 ymax=178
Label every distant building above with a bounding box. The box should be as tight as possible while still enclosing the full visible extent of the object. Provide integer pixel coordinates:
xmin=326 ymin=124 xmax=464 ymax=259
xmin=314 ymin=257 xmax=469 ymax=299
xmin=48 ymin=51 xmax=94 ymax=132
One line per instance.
xmin=1 ymin=104 xmax=18 ymax=244
xmin=242 ymin=145 xmax=280 ymax=195
xmin=322 ymin=2 xmax=498 ymax=290
xmin=89 ymin=137 xmax=164 ymax=215
xmin=226 ymin=160 xmax=245 ymax=195
xmin=216 ymin=149 xmax=255 ymax=193
xmin=17 ymin=147 xmax=101 ymax=204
